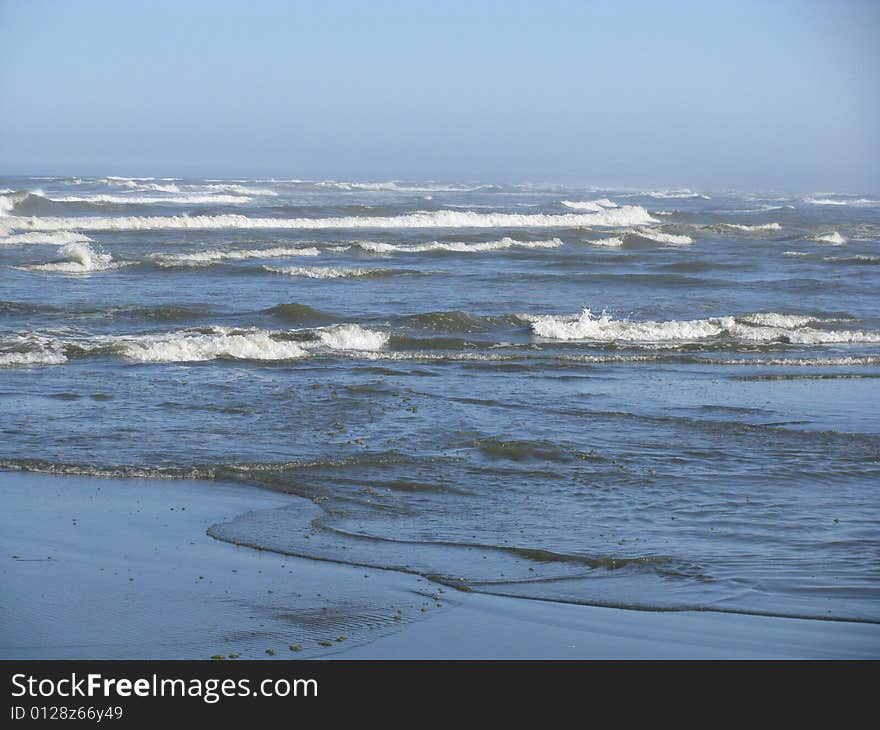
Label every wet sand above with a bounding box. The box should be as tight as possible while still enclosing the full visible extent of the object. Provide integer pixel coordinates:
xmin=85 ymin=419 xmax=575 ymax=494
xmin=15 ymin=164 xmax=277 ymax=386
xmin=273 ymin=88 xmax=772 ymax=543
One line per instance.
xmin=1 ymin=471 xmax=877 ymax=660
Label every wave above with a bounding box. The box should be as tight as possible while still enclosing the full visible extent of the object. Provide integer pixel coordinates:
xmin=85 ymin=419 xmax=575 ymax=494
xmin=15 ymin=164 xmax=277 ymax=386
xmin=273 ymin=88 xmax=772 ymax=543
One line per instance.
xmin=3 ymin=205 xmax=656 ymax=233
xmin=49 ymin=193 xmax=253 ymax=205
xmin=400 ymin=310 xmax=524 ymax=333
xmin=528 ymin=309 xmax=880 ymax=344
xmin=264 ymin=303 xmax=335 ymax=323
xmin=561 ymin=198 xmax=618 ymax=211
xmin=110 ymin=324 xmax=388 ymax=363
xmin=314 ymin=181 xmax=497 ymax=193
xmin=116 ymin=330 xmax=309 ymax=363
xmin=646 ymin=190 xmax=710 ymax=199
xmin=315 ymin=324 xmax=389 ymax=350
xmin=804 ymin=197 xmax=879 ymax=206
xmin=0 ymin=349 xmax=68 ymax=366
xmin=812 ymin=231 xmax=847 ymax=245
xmin=630 ymin=229 xmax=694 ymax=245
xmin=354 ymin=237 xmax=563 ymax=254
xmin=263 ymin=266 xmax=414 ymax=279
xmin=736 ymin=312 xmax=812 ymax=328
xmin=714 ymin=223 xmax=782 ymax=232
xmin=823 ymin=255 xmax=880 ymax=265
xmin=151 ymin=246 xmax=321 ymax=267
xmin=0 ymin=334 xmax=67 ymax=367
xmin=19 ymin=242 xmax=126 ymax=274
xmin=5 ymin=324 xmax=880 ymax=368
xmin=199 ymin=183 xmax=278 ymax=196
xmin=0 ymin=231 xmax=94 ymax=246
xmin=0 ymin=324 xmax=390 ymax=366
xmin=586 ymin=229 xmax=693 ymax=247
xmin=588 ymin=236 xmax=624 ymax=248
xmin=0 ymin=190 xmax=47 ymax=216
xmin=101 ymin=178 xmax=180 ymax=193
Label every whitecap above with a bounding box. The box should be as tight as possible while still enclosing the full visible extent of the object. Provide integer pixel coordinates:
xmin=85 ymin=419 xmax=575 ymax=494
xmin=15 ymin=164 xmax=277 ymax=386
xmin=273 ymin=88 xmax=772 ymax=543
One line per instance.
xmin=354 ymin=237 xmax=563 ymax=254
xmin=152 ymin=246 xmax=321 ymax=267
xmin=812 ymin=231 xmax=847 ymax=245
xmin=3 ymin=205 xmax=656 ymax=233
xmin=529 ymin=308 xmax=879 ymax=344
xmin=22 ymin=242 xmax=125 ymax=274
xmin=263 ymin=266 xmax=393 ymax=279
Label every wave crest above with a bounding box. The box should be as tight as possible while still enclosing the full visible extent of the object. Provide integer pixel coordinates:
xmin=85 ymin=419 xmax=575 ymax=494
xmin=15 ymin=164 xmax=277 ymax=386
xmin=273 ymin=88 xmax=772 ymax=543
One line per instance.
xmin=529 ymin=309 xmax=880 ymax=344
xmin=4 ymin=205 xmax=656 ymax=232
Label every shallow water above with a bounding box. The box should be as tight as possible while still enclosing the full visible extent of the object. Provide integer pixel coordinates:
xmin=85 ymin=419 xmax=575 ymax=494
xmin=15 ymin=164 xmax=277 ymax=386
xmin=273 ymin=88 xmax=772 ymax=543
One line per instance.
xmin=1 ymin=176 xmax=878 ymax=621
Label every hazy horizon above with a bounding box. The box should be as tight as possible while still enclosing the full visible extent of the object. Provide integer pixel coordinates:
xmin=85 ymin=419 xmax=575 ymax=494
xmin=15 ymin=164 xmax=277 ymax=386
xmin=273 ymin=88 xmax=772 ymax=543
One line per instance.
xmin=2 ymin=0 xmax=878 ymax=192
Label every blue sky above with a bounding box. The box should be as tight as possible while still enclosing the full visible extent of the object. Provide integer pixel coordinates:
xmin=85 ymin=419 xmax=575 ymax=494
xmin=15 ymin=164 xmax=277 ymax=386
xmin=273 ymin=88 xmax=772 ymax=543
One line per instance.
xmin=1 ymin=0 xmax=877 ymax=190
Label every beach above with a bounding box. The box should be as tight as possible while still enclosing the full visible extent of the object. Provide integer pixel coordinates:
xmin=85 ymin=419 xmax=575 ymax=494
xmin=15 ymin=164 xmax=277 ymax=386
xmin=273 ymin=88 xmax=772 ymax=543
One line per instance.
xmin=2 ymin=471 xmax=876 ymax=660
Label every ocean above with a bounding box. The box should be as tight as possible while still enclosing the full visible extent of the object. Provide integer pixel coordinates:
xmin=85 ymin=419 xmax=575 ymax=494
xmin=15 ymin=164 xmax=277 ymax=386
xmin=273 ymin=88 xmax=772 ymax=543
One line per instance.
xmin=1 ymin=176 xmax=878 ymax=623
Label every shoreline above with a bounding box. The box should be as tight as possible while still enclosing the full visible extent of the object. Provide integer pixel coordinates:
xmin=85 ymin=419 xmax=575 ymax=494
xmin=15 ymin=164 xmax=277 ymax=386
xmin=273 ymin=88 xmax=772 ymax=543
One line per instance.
xmin=1 ymin=470 xmax=878 ymax=660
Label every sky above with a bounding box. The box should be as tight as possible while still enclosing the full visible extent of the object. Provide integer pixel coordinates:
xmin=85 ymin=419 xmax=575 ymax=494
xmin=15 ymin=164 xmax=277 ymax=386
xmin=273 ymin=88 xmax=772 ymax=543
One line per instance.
xmin=1 ymin=0 xmax=878 ymax=191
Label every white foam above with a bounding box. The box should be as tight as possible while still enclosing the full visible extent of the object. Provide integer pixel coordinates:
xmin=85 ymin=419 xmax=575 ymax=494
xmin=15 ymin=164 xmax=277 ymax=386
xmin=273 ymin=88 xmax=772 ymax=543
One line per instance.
xmin=50 ymin=194 xmax=253 ymax=205
xmin=716 ymin=223 xmax=782 ymax=232
xmin=589 ymin=237 xmax=624 ymax=248
xmin=100 ymin=178 xmax=180 ymax=193
xmin=263 ymin=266 xmax=388 ymax=279
xmin=530 ymin=309 xmax=721 ymax=341
xmin=22 ymin=242 xmax=124 ymax=273
xmin=314 ymin=181 xmax=495 ymax=193
xmin=0 ymin=350 xmax=67 ymax=366
xmin=737 ymin=312 xmax=813 ymax=328
xmin=354 ymin=237 xmax=563 ymax=254
xmin=200 ymin=184 xmax=278 ymax=196
xmin=316 ymin=324 xmax=389 ymax=350
xmin=812 ymin=231 xmax=847 ymax=245
xmin=3 ymin=205 xmax=656 ymax=233
xmin=561 ymin=198 xmax=618 ymax=211
xmin=0 ymin=231 xmax=93 ymax=246
xmin=804 ymin=197 xmax=878 ymax=206
xmin=529 ymin=309 xmax=880 ymax=344
xmin=118 ymin=330 xmax=309 ymax=363
xmin=646 ymin=190 xmax=710 ymax=199
xmin=0 ymin=335 xmax=67 ymax=367
xmin=152 ymin=246 xmax=320 ymax=267
xmin=114 ymin=324 xmax=388 ymax=362
xmin=633 ymin=229 xmax=694 ymax=245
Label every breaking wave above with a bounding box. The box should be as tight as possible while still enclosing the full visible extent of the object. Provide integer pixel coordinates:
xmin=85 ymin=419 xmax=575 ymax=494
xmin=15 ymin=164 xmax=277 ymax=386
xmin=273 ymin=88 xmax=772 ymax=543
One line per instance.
xmin=151 ymin=246 xmax=321 ymax=267
xmin=646 ymin=190 xmax=710 ymax=199
xmin=0 ymin=334 xmax=68 ymax=367
xmin=0 ymin=231 xmax=94 ymax=246
xmin=3 ymin=205 xmax=656 ymax=233
xmin=314 ymin=181 xmax=497 ymax=193
xmin=714 ymin=223 xmax=782 ymax=232
xmin=561 ymin=198 xmax=619 ymax=211
xmin=812 ymin=231 xmax=847 ymax=245
xmin=263 ymin=266 xmax=411 ymax=279
xmin=529 ymin=309 xmax=880 ymax=344
xmin=588 ymin=237 xmax=624 ymax=248
xmin=354 ymin=237 xmax=563 ymax=254
xmin=804 ymin=197 xmax=879 ymax=207
xmin=20 ymin=242 xmax=125 ymax=274
xmin=107 ymin=324 xmax=388 ymax=363
xmin=49 ymin=193 xmax=254 ymax=205
xmin=631 ymin=229 xmax=694 ymax=245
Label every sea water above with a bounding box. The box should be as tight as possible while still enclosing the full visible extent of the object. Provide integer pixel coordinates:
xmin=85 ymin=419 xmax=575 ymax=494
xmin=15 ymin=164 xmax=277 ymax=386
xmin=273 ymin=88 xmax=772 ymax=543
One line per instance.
xmin=1 ymin=177 xmax=878 ymax=621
